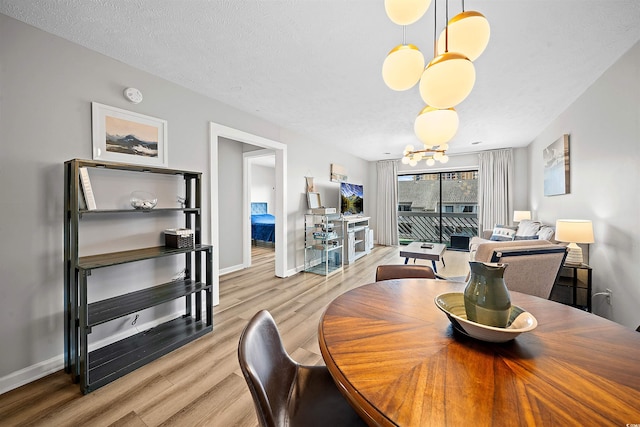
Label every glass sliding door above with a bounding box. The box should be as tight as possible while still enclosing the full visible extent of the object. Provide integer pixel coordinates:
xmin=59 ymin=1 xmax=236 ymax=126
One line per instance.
xmin=397 ymin=170 xmax=478 ymax=249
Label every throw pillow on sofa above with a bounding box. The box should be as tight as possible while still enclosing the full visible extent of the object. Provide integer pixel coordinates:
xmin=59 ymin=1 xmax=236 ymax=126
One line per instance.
xmin=537 ymin=225 xmax=555 ymax=241
xmin=490 ymin=225 xmax=517 ymax=241
xmin=515 ymin=219 xmax=541 ymax=235
xmin=515 ymin=219 xmax=541 ymax=240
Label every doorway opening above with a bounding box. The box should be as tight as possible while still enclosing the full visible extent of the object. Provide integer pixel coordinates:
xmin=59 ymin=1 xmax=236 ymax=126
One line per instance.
xmin=245 ymin=149 xmax=276 ymax=261
xmin=210 ymin=123 xmax=287 ymax=306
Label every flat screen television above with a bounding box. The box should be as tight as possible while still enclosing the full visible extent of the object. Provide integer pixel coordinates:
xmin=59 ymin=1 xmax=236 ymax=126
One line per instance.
xmin=340 ymin=182 xmax=364 ymax=215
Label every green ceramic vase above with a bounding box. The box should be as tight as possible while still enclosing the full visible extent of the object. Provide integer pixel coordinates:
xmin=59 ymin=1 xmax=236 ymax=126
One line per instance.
xmin=463 ymin=262 xmax=512 ymax=328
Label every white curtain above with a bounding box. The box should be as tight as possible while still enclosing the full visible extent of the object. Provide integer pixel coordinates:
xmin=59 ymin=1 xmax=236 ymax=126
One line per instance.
xmin=478 ymin=149 xmax=513 ymax=234
xmin=376 ymin=160 xmax=399 ymax=245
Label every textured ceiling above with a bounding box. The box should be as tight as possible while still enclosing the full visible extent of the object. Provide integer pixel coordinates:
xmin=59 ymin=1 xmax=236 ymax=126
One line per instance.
xmin=2 ymin=0 xmax=639 ymax=161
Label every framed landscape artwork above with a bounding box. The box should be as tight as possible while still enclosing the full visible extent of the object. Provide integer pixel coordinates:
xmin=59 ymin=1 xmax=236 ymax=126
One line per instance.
xmin=330 ymin=163 xmax=348 ymax=183
xmin=543 ymin=134 xmax=570 ymax=196
xmin=91 ymin=102 xmax=168 ymax=167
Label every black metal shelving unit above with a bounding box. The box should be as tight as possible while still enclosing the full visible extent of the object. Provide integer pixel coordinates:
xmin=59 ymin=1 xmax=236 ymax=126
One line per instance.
xmin=64 ymin=159 xmax=213 ymax=394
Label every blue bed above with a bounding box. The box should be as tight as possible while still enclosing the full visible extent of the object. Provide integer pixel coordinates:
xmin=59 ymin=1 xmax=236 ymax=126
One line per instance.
xmin=251 ymin=202 xmax=275 ymax=243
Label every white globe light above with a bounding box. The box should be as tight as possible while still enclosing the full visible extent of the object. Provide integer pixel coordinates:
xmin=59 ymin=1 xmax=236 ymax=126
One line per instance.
xmin=384 ymin=0 xmax=432 ymax=25
xmin=441 ymin=143 xmax=449 ymax=151
xmin=433 ymin=151 xmax=443 ymax=161
xmin=437 ymin=11 xmax=490 ymax=61
xmin=409 ymin=159 xmax=418 ymax=167
xmin=419 ymin=52 xmax=475 ymax=108
xmin=401 ymin=156 xmax=410 ymax=164
xmin=426 ymin=158 xmax=436 ymax=166
xmin=414 ymin=106 xmax=459 ymax=145
xmin=406 ymin=144 xmax=415 ymax=152
xmin=382 ymin=44 xmax=425 ymax=91
xmin=440 ymin=154 xmax=450 ymax=163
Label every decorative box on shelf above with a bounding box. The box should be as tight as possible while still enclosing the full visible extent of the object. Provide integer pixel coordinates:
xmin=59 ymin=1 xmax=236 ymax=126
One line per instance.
xmin=164 ymin=228 xmax=194 ymax=248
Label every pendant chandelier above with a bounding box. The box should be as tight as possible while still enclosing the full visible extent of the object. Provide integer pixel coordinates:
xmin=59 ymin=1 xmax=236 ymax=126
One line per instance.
xmin=437 ymin=10 xmax=490 ymax=61
xmin=419 ymin=51 xmax=475 ymax=108
xmin=382 ymin=28 xmax=425 ymax=91
xmin=419 ymin=0 xmax=475 ymax=109
xmin=382 ymin=0 xmax=489 ymax=167
xmin=414 ymin=106 xmax=458 ymax=146
xmin=384 ymin=0 xmax=432 ymax=25
xmin=401 ymin=144 xmax=450 ymax=167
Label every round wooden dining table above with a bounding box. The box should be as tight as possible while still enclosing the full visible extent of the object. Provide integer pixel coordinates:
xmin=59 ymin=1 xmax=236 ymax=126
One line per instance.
xmin=318 ymin=279 xmax=640 ymax=426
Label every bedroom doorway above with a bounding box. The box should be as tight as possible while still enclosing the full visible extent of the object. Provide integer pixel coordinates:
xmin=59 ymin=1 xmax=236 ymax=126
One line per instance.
xmin=210 ymin=122 xmax=288 ymax=306
xmin=246 ymin=150 xmax=276 ymax=261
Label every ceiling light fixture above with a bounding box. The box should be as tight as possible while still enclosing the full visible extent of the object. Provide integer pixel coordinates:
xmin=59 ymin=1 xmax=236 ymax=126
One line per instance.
xmin=382 ymin=0 xmax=488 ymax=167
xmin=402 ymin=144 xmax=450 ymax=167
xmin=419 ymin=0 xmax=475 ymax=108
xmin=414 ymin=106 xmax=458 ymax=146
xmin=385 ymin=0 xmax=432 ymax=25
xmin=382 ymin=27 xmax=425 ymax=91
xmin=436 ymin=1 xmax=490 ymax=61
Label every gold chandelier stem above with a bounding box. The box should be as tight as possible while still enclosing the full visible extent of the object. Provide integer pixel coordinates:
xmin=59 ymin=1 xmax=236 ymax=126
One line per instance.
xmin=433 ymin=0 xmax=437 ymax=57
xmin=445 ymin=0 xmax=449 ymax=53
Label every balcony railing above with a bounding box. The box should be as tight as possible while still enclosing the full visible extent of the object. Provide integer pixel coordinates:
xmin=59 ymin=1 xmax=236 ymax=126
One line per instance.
xmin=398 ymin=212 xmax=479 ymax=245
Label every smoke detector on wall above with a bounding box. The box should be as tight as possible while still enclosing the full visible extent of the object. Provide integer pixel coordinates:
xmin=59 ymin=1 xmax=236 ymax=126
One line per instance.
xmin=123 ymin=87 xmax=143 ymax=104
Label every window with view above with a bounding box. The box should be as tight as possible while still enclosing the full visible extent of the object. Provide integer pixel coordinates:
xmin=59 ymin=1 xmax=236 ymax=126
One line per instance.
xmin=397 ymin=170 xmax=478 ymax=248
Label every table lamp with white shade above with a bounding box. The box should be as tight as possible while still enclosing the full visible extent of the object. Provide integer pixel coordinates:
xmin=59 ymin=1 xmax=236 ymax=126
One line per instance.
xmin=554 ymin=219 xmax=594 ymax=265
xmin=513 ymin=210 xmax=531 ymax=223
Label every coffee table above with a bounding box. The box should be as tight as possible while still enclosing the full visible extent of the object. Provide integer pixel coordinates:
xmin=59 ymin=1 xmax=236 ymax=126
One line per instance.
xmin=399 ymin=241 xmax=446 ymax=272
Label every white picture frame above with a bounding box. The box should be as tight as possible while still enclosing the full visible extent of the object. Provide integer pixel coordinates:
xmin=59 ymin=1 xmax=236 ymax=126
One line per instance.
xmin=307 ymin=192 xmax=322 ymax=209
xmin=91 ymin=102 xmax=168 ymax=167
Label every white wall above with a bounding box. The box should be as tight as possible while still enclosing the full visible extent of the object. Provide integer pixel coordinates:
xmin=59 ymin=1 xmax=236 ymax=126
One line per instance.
xmin=528 ymin=41 xmax=640 ymax=328
xmin=251 ymin=164 xmax=276 ymax=214
xmin=0 ymin=14 xmax=369 ymax=392
xmin=281 ymin=128 xmax=369 ymax=269
xmin=218 ymin=138 xmax=244 ymax=269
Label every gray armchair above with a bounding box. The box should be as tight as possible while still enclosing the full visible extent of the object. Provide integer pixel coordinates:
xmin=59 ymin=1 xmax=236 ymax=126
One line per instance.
xmin=471 ymin=239 xmax=568 ymax=299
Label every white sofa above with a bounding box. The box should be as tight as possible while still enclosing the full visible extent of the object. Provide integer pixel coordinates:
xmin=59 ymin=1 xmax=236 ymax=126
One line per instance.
xmin=469 ymin=219 xmax=557 ymax=260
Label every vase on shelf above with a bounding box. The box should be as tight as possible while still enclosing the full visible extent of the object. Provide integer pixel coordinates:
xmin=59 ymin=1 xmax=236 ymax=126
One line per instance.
xmin=463 ymin=262 xmax=511 ymax=328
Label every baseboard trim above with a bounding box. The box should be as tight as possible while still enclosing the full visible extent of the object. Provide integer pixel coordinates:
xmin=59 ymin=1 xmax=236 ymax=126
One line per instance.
xmin=219 ymin=263 xmax=245 ymax=275
xmin=0 ymin=310 xmax=208 ymax=395
xmin=0 ymin=355 xmax=62 ymax=396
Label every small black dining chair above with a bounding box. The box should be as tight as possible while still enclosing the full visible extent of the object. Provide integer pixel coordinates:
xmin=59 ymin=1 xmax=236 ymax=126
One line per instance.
xmin=238 ymin=310 xmax=367 ymax=427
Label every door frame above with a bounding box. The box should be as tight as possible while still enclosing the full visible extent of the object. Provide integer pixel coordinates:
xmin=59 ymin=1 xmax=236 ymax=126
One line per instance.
xmin=210 ymin=122 xmax=287 ymax=305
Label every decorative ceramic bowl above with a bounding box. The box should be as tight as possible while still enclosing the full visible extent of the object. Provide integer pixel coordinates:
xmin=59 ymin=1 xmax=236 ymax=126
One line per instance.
xmin=434 ymin=292 xmax=537 ymax=343
xmin=130 ymin=191 xmax=157 ymax=210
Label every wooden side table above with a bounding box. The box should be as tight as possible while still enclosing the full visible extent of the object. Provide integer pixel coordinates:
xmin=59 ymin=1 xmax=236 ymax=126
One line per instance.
xmin=553 ymin=263 xmax=593 ymax=312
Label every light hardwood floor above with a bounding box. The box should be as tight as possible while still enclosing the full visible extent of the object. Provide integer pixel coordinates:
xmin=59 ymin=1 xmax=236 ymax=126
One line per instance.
xmin=0 ymin=245 xmax=469 ymax=426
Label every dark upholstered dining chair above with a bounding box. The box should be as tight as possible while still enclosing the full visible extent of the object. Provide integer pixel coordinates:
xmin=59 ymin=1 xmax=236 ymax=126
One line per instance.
xmin=238 ymin=310 xmax=367 ymax=427
xmin=375 ymin=264 xmax=436 ymax=282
